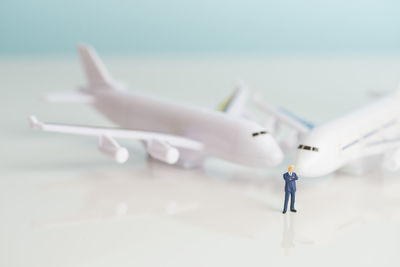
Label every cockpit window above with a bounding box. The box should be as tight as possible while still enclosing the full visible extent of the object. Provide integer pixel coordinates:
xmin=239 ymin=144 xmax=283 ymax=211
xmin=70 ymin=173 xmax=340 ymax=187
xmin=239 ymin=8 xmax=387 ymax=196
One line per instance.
xmin=298 ymin=144 xmax=319 ymax=152
xmin=252 ymin=131 xmax=268 ymax=137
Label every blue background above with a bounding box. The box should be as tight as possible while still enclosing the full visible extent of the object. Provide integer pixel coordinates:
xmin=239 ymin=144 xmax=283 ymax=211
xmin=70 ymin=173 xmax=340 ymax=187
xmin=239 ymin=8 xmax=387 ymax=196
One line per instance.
xmin=1 ymin=0 xmax=400 ymax=55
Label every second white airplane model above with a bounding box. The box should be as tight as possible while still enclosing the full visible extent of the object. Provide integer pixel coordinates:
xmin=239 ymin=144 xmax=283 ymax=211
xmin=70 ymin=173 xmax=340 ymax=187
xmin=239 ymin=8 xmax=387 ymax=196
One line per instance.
xmin=29 ymin=44 xmax=284 ymax=168
xmin=254 ymin=86 xmax=400 ymax=177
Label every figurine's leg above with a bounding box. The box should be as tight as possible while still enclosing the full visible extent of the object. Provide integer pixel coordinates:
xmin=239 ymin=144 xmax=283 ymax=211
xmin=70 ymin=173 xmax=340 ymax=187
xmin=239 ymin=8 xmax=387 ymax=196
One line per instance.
xmin=283 ymin=192 xmax=289 ymax=213
xmin=290 ymin=192 xmax=295 ymax=211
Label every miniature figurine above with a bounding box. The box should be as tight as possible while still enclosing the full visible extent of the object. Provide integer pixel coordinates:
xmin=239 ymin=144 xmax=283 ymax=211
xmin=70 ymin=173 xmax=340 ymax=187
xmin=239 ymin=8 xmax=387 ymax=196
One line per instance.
xmin=282 ymin=165 xmax=298 ymax=214
xmin=28 ymin=44 xmax=284 ymax=168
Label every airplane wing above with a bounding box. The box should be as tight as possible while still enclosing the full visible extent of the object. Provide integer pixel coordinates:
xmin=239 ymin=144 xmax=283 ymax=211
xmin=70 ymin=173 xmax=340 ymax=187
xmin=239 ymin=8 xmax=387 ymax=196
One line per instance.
xmin=29 ymin=115 xmax=204 ymax=164
xmin=252 ymin=92 xmax=314 ymax=135
xmin=217 ymin=83 xmax=248 ymax=116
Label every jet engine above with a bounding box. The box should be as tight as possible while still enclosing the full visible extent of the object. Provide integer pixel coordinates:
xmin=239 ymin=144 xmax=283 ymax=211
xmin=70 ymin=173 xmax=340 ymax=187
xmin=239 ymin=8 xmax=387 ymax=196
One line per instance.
xmin=98 ymin=135 xmax=129 ymax=164
xmin=146 ymin=140 xmax=179 ymax=164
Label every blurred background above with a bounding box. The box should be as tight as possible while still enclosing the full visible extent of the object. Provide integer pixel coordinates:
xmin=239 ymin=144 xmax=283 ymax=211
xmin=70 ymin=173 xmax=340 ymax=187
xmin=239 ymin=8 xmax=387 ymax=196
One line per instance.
xmin=1 ymin=0 xmax=400 ymax=55
xmin=2 ymin=0 xmax=400 ymax=119
xmin=2 ymin=1 xmax=400 ymax=267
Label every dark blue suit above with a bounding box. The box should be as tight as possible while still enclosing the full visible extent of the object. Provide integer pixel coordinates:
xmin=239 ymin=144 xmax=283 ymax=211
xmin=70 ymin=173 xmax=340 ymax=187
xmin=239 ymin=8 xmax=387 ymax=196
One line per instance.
xmin=283 ymin=172 xmax=298 ymax=212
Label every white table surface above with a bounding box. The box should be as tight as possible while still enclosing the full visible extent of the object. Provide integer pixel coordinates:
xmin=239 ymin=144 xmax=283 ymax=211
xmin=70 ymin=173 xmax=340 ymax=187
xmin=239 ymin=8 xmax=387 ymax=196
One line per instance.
xmin=1 ymin=54 xmax=400 ymax=267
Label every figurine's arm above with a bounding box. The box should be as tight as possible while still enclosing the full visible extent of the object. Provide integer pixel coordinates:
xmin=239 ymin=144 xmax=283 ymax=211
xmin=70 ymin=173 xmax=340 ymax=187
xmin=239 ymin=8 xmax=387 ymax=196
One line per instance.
xmin=283 ymin=174 xmax=289 ymax=181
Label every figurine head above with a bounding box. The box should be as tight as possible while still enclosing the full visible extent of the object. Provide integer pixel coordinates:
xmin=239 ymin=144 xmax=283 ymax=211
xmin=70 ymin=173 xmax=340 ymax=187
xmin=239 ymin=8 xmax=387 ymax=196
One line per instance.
xmin=288 ymin=165 xmax=294 ymax=173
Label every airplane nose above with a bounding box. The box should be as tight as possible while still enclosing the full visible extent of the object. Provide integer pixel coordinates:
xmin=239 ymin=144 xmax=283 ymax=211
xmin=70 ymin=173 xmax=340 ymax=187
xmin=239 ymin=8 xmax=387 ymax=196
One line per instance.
xmin=294 ymin=152 xmax=317 ymax=177
xmin=265 ymin=140 xmax=284 ymax=166
xmin=269 ymin=147 xmax=283 ymax=166
xmin=295 ymin=157 xmax=324 ymax=177
xmin=294 ymin=163 xmax=309 ymax=176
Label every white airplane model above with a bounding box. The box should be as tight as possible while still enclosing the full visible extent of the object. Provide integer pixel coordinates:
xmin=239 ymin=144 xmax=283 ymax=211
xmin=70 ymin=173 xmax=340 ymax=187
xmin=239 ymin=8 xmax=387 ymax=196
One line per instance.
xmin=29 ymin=44 xmax=283 ymax=168
xmin=254 ymin=87 xmax=400 ymax=177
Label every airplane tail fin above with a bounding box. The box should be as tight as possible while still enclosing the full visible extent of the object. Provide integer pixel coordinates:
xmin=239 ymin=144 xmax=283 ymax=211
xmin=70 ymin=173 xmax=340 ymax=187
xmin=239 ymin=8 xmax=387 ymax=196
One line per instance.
xmin=217 ymin=82 xmax=248 ymax=116
xmin=77 ymin=44 xmax=117 ymax=90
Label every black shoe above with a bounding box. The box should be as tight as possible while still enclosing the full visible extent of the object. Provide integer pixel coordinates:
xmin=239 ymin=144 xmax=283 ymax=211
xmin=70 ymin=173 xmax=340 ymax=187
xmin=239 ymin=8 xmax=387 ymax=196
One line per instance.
xmin=290 ymin=209 xmax=297 ymax=213
xmin=282 ymin=210 xmax=287 ymax=214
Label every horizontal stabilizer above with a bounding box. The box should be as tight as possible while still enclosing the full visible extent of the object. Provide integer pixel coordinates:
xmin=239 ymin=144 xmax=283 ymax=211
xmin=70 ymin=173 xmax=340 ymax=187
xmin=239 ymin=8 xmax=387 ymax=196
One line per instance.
xmin=253 ymin=92 xmax=313 ymax=135
xmin=41 ymin=92 xmax=94 ymax=103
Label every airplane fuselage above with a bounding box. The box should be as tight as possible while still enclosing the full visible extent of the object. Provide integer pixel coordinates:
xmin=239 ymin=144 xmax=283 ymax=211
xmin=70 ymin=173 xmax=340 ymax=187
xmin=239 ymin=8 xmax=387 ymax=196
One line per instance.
xmin=86 ymin=88 xmax=283 ymax=168
xmin=295 ymin=95 xmax=400 ymax=177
